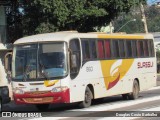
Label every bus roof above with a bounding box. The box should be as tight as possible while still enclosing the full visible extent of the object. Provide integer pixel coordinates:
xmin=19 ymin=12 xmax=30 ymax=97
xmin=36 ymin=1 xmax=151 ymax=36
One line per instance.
xmin=14 ymin=31 xmax=154 ymax=45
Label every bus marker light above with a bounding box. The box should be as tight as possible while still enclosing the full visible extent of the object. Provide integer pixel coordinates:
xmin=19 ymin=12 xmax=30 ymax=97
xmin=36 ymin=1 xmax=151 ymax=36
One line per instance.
xmin=14 ymin=89 xmax=24 ymax=94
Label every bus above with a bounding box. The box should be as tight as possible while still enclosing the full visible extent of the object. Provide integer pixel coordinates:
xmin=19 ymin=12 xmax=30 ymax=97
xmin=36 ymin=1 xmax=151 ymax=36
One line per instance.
xmin=10 ymin=31 xmax=156 ymax=110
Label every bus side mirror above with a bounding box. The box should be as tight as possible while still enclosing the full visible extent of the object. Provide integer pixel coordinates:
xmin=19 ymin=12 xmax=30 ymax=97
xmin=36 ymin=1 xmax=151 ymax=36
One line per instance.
xmin=71 ymin=54 xmax=77 ymax=68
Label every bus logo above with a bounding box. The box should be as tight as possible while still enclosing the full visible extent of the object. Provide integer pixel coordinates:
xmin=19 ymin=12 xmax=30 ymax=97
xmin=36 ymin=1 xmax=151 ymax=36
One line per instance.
xmin=108 ymin=60 xmax=122 ymax=89
xmin=101 ymin=59 xmax=134 ymax=90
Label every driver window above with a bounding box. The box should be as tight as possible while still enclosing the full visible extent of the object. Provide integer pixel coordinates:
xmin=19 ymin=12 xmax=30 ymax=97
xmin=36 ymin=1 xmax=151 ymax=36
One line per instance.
xmin=70 ymin=39 xmax=81 ymax=79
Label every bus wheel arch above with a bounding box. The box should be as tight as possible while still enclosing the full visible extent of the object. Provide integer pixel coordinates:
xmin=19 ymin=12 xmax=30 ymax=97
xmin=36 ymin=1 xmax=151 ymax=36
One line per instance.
xmin=79 ymin=84 xmax=94 ymax=108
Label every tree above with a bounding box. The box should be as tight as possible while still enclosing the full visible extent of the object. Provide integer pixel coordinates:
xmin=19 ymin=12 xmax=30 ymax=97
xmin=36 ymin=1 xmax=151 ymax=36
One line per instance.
xmin=145 ymin=6 xmax=160 ymax=32
xmin=113 ymin=11 xmax=145 ymax=33
xmin=6 ymin=0 xmax=23 ymax=43
xmin=6 ymin=0 xmax=146 ymax=42
xmin=114 ymin=5 xmax=160 ymax=33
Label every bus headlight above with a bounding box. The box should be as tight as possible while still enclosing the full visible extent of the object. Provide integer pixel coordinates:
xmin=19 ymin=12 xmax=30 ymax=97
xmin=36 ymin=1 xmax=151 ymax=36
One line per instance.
xmin=51 ymin=86 xmax=68 ymax=93
xmin=14 ymin=89 xmax=24 ymax=94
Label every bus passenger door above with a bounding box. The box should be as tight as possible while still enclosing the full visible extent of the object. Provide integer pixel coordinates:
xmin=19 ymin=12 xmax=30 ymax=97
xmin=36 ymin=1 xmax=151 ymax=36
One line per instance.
xmin=69 ymin=38 xmax=82 ymax=102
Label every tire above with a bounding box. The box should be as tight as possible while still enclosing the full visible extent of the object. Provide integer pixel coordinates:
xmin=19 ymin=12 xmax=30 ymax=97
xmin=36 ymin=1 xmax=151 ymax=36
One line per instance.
xmin=79 ymin=86 xmax=93 ymax=108
xmin=36 ymin=104 xmax=49 ymax=111
xmin=128 ymin=80 xmax=139 ymax=100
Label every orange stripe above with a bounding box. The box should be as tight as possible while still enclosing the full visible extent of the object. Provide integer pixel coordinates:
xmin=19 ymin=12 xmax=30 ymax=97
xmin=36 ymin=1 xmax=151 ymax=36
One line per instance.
xmin=98 ymin=34 xmax=144 ymax=39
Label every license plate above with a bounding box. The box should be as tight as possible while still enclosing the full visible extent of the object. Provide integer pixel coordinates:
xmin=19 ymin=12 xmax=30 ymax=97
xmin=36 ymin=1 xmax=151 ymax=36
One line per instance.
xmin=33 ymin=98 xmax=43 ymax=101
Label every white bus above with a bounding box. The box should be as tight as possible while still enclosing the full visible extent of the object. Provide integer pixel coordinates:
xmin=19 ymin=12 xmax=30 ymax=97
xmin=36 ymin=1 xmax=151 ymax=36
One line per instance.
xmin=10 ymin=31 xmax=156 ymax=110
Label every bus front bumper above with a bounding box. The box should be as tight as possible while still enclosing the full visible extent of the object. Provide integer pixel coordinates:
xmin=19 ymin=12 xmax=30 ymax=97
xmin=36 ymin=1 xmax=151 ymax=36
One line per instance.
xmin=13 ymin=89 xmax=70 ymax=104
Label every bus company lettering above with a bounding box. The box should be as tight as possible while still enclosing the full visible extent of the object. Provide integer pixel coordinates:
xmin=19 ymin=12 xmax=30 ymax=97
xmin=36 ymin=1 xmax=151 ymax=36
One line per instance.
xmin=137 ymin=61 xmax=153 ymax=69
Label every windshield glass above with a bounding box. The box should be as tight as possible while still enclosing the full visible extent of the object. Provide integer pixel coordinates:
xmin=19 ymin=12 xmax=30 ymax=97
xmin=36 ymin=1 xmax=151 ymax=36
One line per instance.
xmin=12 ymin=42 xmax=68 ymax=81
xmin=12 ymin=44 xmax=37 ymax=80
xmin=38 ymin=43 xmax=67 ymax=79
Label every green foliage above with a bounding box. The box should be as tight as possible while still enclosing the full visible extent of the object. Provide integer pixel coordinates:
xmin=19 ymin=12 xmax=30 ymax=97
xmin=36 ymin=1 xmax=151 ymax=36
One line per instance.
xmin=114 ymin=12 xmax=145 ymax=33
xmin=6 ymin=0 xmax=146 ymax=42
xmin=145 ymin=6 xmax=160 ymax=32
xmin=114 ymin=5 xmax=160 ymax=33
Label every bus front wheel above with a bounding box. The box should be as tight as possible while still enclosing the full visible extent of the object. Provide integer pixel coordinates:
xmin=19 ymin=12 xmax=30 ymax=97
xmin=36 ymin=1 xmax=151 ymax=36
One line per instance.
xmin=36 ymin=104 xmax=49 ymax=111
xmin=79 ymin=86 xmax=93 ymax=108
xmin=128 ymin=80 xmax=139 ymax=100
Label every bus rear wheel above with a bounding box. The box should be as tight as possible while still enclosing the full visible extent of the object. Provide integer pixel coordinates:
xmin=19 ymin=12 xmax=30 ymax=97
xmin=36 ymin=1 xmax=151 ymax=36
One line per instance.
xmin=36 ymin=104 xmax=49 ymax=111
xmin=128 ymin=80 xmax=139 ymax=100
xmin=79 ymin=86 xmax=93 ymax=108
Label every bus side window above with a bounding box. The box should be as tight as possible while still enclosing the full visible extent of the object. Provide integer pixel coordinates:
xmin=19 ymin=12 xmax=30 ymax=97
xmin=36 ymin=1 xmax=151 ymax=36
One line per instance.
xmin=132 ymin=40 xmax=138 ymax=58
xmin=126 ymin=40 xmax=132 ymax=58
xmin=70 ymin=39 xmax=81 ymax=79
xmin=89 ymin=40 xmax=97 ymax=59
xmin=143 ymin=40 xmax=149 ymax=57
xmin=151 ymin=40 xmax=155 ymax=57
xmin=112 ymin=40 xmax=120 ymax=58
xmin=82 ymin=40 xmax=90 ymax=61
xmin=97 ymin=40 xmax=105 ymax=59
xmin=105 ymin=40 xmax=111 ymax=59
xmin=118 ymin=40 xmax=125 ymax=58
xmin=138 ymin=41 xmax=144 ymax=57
xmin=148 ymin=40 xmax=155 ymax=57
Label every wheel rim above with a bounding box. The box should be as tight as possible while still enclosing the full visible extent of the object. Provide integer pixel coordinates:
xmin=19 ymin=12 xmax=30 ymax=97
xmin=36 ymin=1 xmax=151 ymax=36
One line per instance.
xmin=85 ymin=91 xmax=91 ymax=103
xmin=133 ymin=83 xmax=138 ymax=98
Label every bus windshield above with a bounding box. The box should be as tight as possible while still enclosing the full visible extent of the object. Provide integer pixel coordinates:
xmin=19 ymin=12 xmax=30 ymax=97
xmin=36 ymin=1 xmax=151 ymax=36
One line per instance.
xmin=12 ymin=42 xmax=68 ymax=81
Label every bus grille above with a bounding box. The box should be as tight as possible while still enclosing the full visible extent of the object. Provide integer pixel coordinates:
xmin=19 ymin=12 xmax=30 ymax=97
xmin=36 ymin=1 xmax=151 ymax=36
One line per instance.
xmin=26 ymin=91 xmax=50 ymax=96
xmin=23 ymin=97 xmax=53 ymax=103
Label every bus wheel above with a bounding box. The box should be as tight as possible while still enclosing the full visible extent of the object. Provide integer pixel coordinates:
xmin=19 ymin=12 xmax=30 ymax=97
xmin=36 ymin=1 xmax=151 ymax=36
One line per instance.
xmin=128 ymin=80 xmax=139 ymax=100
xmin=36 ymin=104 xmax=49 ymax=111
xmin=79 ymin=86 xmax=93 ymax=108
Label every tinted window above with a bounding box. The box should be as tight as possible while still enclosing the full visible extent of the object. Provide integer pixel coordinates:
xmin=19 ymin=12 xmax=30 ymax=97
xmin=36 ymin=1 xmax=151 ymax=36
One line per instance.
xmin=132 ymin=40 xmax=138 ymax=57
xmin=70 ymin=39 xmax=81 ymax=79
xmin=82 ymin=40 xmax=90 ymax=60
xmin=112 ymin=40 xmax=120 ymax=58
xmin=119 ymin=40 xmax=125 ymax=58
xmin=105 ymin=40 xmax=111 ymax=58
xmin=137 ymin=41 xmax=144 ymax=57
xmin=126 ymin=40 xmax=132 ymax=58
xmin=143 ymin=40 xmax=149 ymax=57
xmin=97 ymin=40 xmax=105 ymax=59
xmin=148 ymin=40 xmax=155 ymax=57
xmin=89 ymin=40 xmax=97 ymax=59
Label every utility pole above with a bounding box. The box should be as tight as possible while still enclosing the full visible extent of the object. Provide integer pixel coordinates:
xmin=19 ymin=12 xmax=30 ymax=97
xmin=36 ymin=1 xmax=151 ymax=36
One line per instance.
xmin=140 ymin=3 xmax=148 ymax=33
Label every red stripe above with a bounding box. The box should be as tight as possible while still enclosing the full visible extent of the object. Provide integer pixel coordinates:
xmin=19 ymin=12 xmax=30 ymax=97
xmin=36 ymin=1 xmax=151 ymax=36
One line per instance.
xmin=108 ymin=74 xmax=120 ymax=90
